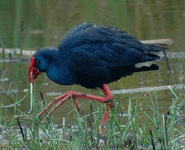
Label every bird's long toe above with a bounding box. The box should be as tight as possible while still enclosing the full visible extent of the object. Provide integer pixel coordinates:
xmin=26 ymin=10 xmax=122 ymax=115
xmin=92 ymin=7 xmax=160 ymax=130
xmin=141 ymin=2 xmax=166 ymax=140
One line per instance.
xmin=73 ymin=97 xmax=82 ymax=112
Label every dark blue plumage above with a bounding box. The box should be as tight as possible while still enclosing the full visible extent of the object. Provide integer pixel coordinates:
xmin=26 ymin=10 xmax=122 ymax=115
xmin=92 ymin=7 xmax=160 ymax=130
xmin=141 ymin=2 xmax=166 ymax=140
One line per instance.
xmin=32 ymin=23 xmax=168 ymax=89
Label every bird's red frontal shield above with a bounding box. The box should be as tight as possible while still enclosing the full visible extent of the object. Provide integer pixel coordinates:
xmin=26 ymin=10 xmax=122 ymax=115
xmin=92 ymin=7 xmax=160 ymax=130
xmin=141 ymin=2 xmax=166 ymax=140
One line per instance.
xmin=28 ymin=57 xmax=41 ymax=83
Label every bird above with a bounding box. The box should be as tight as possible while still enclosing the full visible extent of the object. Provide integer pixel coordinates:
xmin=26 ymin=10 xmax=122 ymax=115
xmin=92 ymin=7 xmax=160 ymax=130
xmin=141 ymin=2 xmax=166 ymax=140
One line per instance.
xmin=28 ymin=23 xmax=169 ymax=133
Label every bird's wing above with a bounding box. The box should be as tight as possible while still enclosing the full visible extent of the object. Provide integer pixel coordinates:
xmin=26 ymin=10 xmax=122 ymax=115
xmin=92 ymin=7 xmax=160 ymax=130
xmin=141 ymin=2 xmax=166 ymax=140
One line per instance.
xmin=58 ymin=23 xmax=160 ymax=68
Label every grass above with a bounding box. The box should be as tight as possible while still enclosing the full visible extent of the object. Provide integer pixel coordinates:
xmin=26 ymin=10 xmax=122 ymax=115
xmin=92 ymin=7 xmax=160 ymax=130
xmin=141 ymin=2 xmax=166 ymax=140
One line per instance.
xmin=0 ymin=87 xmax=185 ymax=149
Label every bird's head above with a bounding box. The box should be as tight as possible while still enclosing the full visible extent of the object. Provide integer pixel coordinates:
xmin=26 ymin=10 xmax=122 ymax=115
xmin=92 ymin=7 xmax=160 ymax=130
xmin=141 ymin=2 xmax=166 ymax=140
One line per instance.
xmin=28 ymin=48 xmax=59 ymax=83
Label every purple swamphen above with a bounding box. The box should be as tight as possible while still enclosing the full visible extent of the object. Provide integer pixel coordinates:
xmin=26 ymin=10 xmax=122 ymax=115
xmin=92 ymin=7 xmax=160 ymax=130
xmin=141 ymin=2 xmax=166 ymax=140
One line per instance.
xmin=28 ymin=23 xmax=169 ymax=132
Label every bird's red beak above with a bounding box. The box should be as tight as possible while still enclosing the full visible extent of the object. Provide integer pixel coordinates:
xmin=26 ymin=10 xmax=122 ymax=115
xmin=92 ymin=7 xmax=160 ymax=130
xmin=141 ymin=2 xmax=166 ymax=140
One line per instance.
xmin=28 ymin=57 xmax=41 ymax=83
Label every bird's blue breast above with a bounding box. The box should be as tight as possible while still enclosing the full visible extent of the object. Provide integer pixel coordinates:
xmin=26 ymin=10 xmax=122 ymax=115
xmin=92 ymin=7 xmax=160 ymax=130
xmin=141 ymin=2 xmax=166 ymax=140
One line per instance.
xmin=46 ymin=67 xmax=74 ymax=85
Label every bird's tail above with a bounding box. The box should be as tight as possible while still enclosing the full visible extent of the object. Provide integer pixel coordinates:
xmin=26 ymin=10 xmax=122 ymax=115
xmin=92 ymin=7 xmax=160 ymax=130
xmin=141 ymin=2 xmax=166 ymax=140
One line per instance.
xmin=134 ymin=64 xmax=159 ymax=72
xmin=135 ymin=43 xmax=170 ymax=68
xmin=143 ymin=38 xmax=172 ymax=57
xmin=144 ymin=43 xmax=170 ymax=59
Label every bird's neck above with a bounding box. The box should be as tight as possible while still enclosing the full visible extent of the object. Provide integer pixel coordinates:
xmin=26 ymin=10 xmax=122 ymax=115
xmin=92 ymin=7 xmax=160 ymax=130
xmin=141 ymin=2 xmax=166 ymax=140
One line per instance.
xmin=44 ymin=51 xmax=74 ymax=85
xmin=46 ymin=66 xmax=74 ymax=85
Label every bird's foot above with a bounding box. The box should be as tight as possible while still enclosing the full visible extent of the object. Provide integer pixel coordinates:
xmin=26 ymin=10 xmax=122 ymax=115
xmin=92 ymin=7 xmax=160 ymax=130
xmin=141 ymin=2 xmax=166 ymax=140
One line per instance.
xmin=38 ymin=91 xmax=82 ymax=118
xmin=38 ymin=84 xmax=113 ymax=134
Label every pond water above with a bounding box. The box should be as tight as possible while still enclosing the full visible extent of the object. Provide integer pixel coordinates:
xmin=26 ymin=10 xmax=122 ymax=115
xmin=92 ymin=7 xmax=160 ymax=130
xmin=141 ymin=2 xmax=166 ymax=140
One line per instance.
xmin=0 ymin=0 xmax=185 ymax=127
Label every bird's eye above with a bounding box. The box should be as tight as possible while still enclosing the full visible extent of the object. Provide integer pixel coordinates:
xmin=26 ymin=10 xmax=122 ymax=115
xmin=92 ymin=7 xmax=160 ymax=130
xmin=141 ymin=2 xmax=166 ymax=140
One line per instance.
xmin=35 ymin=61 xmax=40 ymax=65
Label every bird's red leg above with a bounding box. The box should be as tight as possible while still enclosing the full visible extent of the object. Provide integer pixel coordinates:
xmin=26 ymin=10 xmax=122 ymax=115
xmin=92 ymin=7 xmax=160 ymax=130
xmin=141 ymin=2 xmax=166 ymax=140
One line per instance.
xmin=38 ymin=92 xmax=70 ymax=117
xmin=38 ymin=91 xmax=82 ymax=118
xmin=99 ymin=84 xmax=113 ymax=133
xmin=38 ymin=84 xmax=113 ymax=133
xmin=46 ymin=96 xmax=83 ymax=119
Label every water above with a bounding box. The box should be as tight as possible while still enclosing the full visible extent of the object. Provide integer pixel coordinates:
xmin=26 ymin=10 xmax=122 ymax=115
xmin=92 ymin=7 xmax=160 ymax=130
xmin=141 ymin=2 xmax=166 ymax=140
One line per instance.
xmin=0 ymin=0 xmax=185 ymax=127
